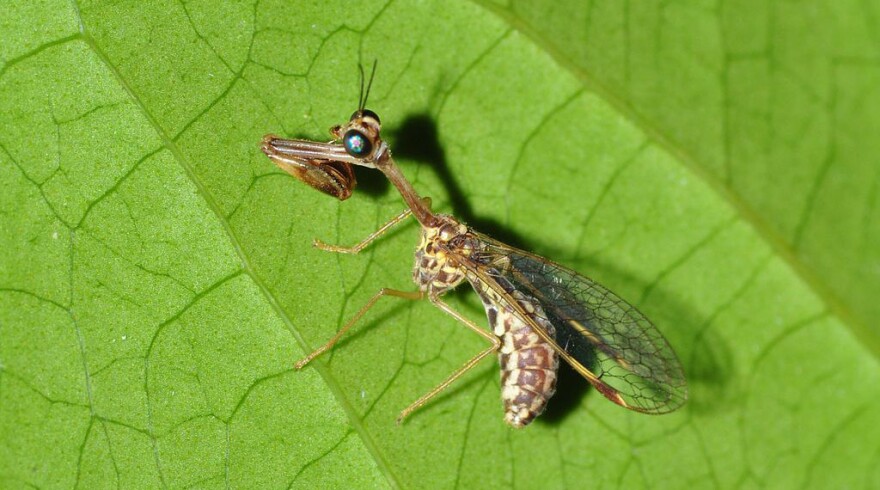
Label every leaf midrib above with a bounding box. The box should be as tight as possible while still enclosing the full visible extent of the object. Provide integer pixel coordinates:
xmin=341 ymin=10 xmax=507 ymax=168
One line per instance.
xmin=60 ymin=2 xmax=876 ymax=487
xmin=471 ymin=0 xmax=880 ymax=359
xmin=69 ymin=9 xmax=402 ymax=489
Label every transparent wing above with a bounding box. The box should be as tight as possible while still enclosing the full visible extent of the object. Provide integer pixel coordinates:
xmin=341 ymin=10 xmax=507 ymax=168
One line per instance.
xmin=461 ymin=233 xmax=687 ymax=414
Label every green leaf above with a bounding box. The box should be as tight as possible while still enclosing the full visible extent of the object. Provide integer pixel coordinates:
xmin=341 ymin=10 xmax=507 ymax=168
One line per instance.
xmin=1 ymin=1 xmax=878 ymax=489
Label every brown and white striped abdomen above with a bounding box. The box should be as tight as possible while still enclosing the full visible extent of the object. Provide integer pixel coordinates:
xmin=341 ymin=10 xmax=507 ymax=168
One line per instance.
xmin=474 ymin=282 xmax=559 ymax=428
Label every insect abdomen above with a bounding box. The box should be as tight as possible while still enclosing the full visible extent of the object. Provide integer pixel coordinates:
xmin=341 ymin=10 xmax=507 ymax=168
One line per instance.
xmin=479 ymin=286 xmax=559 ymax=428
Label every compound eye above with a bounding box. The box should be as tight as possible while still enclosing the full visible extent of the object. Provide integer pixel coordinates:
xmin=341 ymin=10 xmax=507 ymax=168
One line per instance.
xmin=343 ymin=129 xmax=372 ymax=158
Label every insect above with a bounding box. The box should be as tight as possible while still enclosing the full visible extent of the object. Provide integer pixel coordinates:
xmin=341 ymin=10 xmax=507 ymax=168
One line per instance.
xmin=260 ymin=67 xmax=687 ymax=427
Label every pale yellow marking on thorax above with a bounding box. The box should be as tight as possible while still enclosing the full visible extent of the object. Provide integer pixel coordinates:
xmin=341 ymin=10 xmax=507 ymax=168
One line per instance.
xmin=412 ymin=215 xmax=472 ymax=295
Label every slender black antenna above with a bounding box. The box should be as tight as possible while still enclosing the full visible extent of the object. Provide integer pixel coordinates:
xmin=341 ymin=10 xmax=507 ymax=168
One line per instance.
xmin=360 ymin=60 xmax=378 ymax=111
xmin=357 ymin=63 xmax=366 ymax=111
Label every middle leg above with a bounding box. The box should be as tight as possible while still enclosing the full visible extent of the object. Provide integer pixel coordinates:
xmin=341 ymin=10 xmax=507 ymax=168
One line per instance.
xmin=397 ymin=296 xmax=500 ymax=423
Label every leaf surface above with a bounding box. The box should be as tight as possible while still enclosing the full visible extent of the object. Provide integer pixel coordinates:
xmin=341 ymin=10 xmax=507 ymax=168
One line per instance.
xmin=1 ymin=1 xmax=878 ymax=488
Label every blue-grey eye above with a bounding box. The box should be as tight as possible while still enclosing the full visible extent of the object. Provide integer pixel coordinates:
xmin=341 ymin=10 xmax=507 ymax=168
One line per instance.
xmin=343 ymin=129 xmax=372 ymax=157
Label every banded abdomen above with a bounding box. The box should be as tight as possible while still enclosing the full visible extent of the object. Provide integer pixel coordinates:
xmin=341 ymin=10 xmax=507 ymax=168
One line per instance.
xmin=473 ymin=279 xmax=559 ymax=428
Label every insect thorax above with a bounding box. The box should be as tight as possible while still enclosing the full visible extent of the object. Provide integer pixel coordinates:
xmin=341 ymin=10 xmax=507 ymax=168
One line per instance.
xmin=412 ymin=215 xmax=477 ymax=294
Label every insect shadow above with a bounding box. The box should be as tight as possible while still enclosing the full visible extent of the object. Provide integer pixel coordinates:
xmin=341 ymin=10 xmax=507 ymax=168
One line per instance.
xmin=390 ymin=113 xmax=527 ymax=247
xmin=350 ymin=157 xmax=391 ymax=198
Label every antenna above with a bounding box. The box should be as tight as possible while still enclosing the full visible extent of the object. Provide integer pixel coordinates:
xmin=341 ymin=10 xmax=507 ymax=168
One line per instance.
xmin=357 ymin=64 xmax=365 ymax=111
xmin=360 ymin=60 xmax=378 ymax=111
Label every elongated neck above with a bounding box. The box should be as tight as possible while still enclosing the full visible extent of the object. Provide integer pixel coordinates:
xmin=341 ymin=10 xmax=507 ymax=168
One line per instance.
xmin=375 ymin=143 xmax=435 ymax=225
